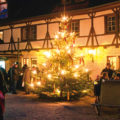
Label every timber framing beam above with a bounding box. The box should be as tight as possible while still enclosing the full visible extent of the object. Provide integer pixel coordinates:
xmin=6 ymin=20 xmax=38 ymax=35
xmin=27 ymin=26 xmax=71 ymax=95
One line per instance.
xmin=86 ymin=12 xmax=99 ymax=47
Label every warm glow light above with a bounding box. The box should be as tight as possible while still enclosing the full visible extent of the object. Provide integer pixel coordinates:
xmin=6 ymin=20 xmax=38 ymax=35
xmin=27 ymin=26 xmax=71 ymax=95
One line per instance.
xmin=70 ymin=32 xmax=75 ymax=36
xmin=66 ymin=46 xmax=69 ymax=50
xmin=88 ymin=49 xmax=96 ymax=55
xmin=30 ymin=83 xmax=34 ymax=88
xmin=82 ymin=89 xmax=88 ymax=93
xmin=61 ymin=32 xmax=65 ymax=38
xmin=37 ymin=81 xmax=41 ymax=86
xmin=94 ymin=81 xmax=98 ymax=85
xmin=42 ymin=63 xmax=47 ymax=67
xmin=56 ymin=49 xmax=60 ymax=54
xmin=85 ymin=68 xmax=89 ymax=72
xmin=32 ymin=70 xmax=37 ymax=75
xmin=56 ymin=89 xmax=61 ymax=95
xmin=48 ymin=74 xmax=52 ymax=79
xmin=74 ymin=73 xmax=78 ymax=78
xmin=80 ymin=53 xmax=83 ymax=56
xmin=62 ymin=16 xmax=68 ymax=22
xmin=75 ymin=65 xmax=79 ymax=69
xmin=44 ymin=51 xmax=51 ymax=58
xmin=61 ymin=70 xmax=66 ymax=75
xmin=55 ymin=34 xmax=59 ymax=39
xmin=67 ymin=49 xmax=71 ymax=54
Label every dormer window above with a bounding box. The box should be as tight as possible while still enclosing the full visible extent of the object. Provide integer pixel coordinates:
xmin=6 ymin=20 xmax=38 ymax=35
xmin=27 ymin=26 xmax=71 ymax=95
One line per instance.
xmin=0 ymin=0 xmax=8 ymax=19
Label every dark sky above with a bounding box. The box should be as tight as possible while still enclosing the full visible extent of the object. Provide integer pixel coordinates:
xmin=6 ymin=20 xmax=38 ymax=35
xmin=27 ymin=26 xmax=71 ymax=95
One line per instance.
xmin=7 ymin=0 xmax=120 ymax=19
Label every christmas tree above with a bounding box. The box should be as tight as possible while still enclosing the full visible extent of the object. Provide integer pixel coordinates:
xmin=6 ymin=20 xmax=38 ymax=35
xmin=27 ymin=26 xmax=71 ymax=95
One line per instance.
xmin=35 ymin=16 xmax=93 ymax=100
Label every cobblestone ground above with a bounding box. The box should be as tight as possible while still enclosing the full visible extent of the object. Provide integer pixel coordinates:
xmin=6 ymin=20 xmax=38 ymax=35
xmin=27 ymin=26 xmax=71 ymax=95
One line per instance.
xmin=4 ymin=92 xmax=120 ymax=120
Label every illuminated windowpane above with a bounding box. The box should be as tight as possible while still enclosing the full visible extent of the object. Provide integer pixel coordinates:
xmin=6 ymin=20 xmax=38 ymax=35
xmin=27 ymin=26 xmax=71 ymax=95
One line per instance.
xmin=107 ymin=56 xmax=117 ymax=70
xmin=0 ymin=61 xmax=5 ymax=69
xmin=0 ymin=31 xmax=3 ymax=40
xmin=31 ymin=58 xmax=37 ymax=67
xmin=23 ymin=58 xmax=29 ymax=66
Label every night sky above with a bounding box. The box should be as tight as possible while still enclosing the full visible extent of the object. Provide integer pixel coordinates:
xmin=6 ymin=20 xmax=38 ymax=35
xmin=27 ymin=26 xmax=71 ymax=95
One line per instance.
xmin=7 ymin=0 xmax=120 ymax=20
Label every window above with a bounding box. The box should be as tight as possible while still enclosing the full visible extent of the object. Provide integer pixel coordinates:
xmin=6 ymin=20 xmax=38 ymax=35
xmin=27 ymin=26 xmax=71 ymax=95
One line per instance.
xmin=0 ymin=31 xmax=3 ymax=43
xmin=23 ymin=58 xmax=29 ymax=67
xmin=31 ymin=58 xmax=37 ymax=67
xmin=21 ymin=25 xmax=36 ymax=41
xmin=70 ymin=20 xmax=79 ymax=35
xmin=0 ymin=0 xmax=7 ymax=19
xmin=105 ymin=15 xmax=116 ymax=33
xmin=107 ymin=56 xmax=117 ymax=70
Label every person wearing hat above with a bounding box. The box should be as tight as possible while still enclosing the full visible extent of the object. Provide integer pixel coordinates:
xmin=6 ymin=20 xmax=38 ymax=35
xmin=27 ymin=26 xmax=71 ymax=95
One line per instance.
xmin=101 ymin=63 xmax=114 ymax=80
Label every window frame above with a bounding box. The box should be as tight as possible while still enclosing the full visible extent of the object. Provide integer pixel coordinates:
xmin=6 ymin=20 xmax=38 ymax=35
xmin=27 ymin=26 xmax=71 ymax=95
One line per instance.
xmin=105 ymin=14 xmax=116 ymax=34
xmin=70 ymin=20 xmax=80 ymax=36
xmin=21 ymin=25 xmax=37 ymax=42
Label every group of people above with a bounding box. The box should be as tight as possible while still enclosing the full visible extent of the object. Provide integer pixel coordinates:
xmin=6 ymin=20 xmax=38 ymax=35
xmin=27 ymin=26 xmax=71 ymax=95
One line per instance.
xmin=94 ymin=62 xmax=120 ymax=100
xmin=0 ymin=62 xmax=31 ymax=120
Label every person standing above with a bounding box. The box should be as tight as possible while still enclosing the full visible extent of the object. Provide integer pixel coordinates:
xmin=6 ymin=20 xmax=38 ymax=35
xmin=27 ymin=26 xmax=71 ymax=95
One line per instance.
xmin=22 ymin=64 xmax=31 ymax=94
xmin=101 ymin=63 xmax=114 ymax=80
xmin=10 ymin=63 xmax=19 ymax=94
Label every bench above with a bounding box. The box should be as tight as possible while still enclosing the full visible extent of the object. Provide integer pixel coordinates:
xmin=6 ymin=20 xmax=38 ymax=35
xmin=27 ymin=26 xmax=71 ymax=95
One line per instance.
xmin=92 ymin=80 xmax=120 ymax=115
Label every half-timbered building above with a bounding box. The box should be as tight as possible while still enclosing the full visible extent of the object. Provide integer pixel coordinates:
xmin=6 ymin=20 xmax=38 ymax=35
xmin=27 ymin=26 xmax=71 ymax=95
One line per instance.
xmin=0 ymin=0 xmax=120 ymax=79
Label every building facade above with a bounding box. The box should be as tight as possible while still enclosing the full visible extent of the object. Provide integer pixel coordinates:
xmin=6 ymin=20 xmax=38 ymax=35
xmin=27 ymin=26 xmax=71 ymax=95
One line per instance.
xmin=0 ymin=0 xmax=120 ymax=79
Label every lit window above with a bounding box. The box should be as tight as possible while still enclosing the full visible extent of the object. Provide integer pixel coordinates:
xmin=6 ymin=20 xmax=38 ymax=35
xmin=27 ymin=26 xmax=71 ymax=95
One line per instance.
xmin=107 ymin=56 xmax=117 ymax=70
xmin=21 ymin=26 xmax=36 ymax=41
xmin=0 ymin=31 xmax=3 ymax=44
xmin=31 ymin=58 xmax=37 ymax=67
xmin=23 ymin=58 xmax=29 ymax=66
xmin=105 ymin=15 xmax=116 ymax=33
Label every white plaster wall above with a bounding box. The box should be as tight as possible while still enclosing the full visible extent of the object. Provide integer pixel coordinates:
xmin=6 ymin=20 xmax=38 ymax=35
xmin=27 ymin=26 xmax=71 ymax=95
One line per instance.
xmin=94 ymin=17 xmax=104 ymax=34
xmin=80 ymin=19 xmax=91 ymax=36
xmin=0 ymin=44 xmax=9 ymax=51
xmin=13 ymin=28 xmax=21 ymax=42
xmin=98 ymin=34 xmax=114 ymax=45
xmin=37 ymin=24 xmax=46 ymax=40
xmin=4 ymin=29 xmax=11 ymax=43
xmin=49 ymin=23 xmax=59 ymax=38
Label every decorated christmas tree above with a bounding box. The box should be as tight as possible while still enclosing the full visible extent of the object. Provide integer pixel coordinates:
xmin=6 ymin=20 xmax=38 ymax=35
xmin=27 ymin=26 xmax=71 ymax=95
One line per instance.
xmin=34 ymin=16 xmax=93 ymax=100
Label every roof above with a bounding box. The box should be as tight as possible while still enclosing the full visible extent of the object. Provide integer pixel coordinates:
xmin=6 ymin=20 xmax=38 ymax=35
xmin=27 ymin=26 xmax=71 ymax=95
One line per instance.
xmin=0 ymin=0 xmax=120 ymax=26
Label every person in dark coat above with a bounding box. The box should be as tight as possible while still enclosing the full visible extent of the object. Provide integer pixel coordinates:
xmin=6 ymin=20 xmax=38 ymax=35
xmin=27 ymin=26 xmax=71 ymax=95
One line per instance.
xmin=0 ymin=67 xmax=8 ymax=120
xmin=9 ymin=63 xmax=19 ymax=94
xmin=101 ymin=63 xmax=114 ymax=80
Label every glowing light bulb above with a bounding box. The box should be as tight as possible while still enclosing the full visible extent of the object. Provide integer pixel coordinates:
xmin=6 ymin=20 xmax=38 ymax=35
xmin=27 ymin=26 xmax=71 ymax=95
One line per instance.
xmin=62 ymin=16 xmax=68 ymax=22
xmin=48 ymin=74 xmax=52 ymax=79
xmin=74 ymin=73 xmax=78 ymax=78
xmin=56 ymin=89 xmax=61 ymax=94
xmin=55 ymin=34 xmax=59 ymax=39
xmin=32 ymin=70 xmax=37 ymax=74
xmin=85 ymin=68 xmax=89 ymax=72
xmin=75 ymin=65 xmax=79 ymax=69
xmin=30 ymin=83 xmax=34 ymax=88
xmin=42 ymin=63 xmax=47 ymax=67
xmin=37 ymin=81 xmax=41 ymax=86
xmin=67 ymin=49 xmax=71 ymax=54
xmin=44 ymin=51 xmax=51 ymax=58
xmin=61 ymin=70 xmax=66 ymax=75
xmin=56 ymin=49 xmax=60 ymax=54
xmin=61 ymin=32 xmax=65 ymax=38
